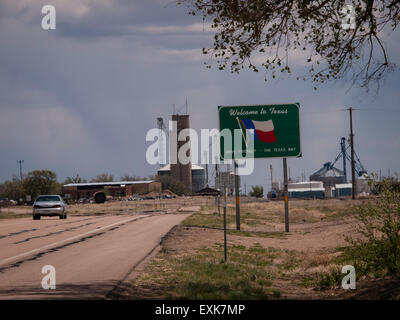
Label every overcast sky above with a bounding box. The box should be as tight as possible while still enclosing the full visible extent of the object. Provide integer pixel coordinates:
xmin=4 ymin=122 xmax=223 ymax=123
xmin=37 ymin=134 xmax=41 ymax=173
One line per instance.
xmin=1 ymin=0 xmax=400 ymax=191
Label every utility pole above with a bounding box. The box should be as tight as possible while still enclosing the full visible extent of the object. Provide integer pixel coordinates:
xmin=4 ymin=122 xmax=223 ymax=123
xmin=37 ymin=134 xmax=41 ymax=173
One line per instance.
xmin=204 ymin=151 xmax=209 ymax=187
xmin=348 ymin=107 xmax=357 ymax=200
xmin=17 ymin=160 xmax=24 ymax=180
xmin=341 ymin=137 xmax=347 ymax=182
xmin=205 ymin=163 xmax=209 ymax=187
xmin=270 ymin=164 xmax=273 ymax=191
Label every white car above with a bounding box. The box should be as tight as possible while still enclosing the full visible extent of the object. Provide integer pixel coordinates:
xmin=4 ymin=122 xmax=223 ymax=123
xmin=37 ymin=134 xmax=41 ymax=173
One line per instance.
xmin=33 ymin=195 xmax=67 ymax=220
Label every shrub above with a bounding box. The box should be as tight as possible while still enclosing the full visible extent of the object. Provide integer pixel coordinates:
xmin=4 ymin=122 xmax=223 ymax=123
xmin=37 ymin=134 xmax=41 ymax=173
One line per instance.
xmin=156 ymin=175 xmax=189 ymax=196
xmin=249 ymin=185 xmax=264 ymax=198
xmin=345 ymin=179 xmax=400 ymax=275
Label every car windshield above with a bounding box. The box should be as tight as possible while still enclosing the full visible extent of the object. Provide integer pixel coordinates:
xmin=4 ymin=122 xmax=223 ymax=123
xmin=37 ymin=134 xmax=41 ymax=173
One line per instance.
xmin=35 ymin=196 xmax=61 ymax=202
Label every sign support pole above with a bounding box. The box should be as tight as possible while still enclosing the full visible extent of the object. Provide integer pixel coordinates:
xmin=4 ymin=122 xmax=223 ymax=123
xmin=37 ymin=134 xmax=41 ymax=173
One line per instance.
xmin=283 ymin=158 xmax=289 ymax=232
xmin=234 ymin=160 xmax=240 ymax=231
xmin=218 ymin=194 xmax=221 ymax=216
xmin=223 ymin=185 xmax=227 ymax=262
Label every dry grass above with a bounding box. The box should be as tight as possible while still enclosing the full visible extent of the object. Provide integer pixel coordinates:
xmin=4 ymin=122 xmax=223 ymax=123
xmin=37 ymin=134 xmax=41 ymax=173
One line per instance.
xmin=117 ymin=198 xmax=378 ymax=300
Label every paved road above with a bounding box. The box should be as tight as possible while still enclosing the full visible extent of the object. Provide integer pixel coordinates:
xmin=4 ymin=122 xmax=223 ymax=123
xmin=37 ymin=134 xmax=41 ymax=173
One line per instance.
xmin=0 ymin=213 xmax=189 ymax=299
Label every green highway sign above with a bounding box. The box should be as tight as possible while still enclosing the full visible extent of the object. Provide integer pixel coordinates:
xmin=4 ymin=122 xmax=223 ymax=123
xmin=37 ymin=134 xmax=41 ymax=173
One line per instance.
xmin=218 ymin=103 xmax=301 ymax=159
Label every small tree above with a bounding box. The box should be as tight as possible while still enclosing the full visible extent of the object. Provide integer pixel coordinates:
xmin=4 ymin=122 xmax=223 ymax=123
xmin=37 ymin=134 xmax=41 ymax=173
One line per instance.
xmin=249 ymin=185 xmax=264 ymax=198
xmin=180 ymin=0 xmax=399 ymax=91
xmin=63 ymin=174 xmax=86 ymax=185
xmin=23 ymin=170 xmax=61 ymax=200
xmin=0 ymin=176 xmax=25 ymax=201
xmin=120 ymin=174 xmax=148 ymax=181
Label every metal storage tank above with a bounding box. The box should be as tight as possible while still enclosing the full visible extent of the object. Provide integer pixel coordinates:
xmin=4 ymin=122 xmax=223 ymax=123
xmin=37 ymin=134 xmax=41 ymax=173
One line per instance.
xmin=191 ymin=164 xmax=206 ymax=192
xmin=310 ymin=162 xmax=346 ymax=188
xmin=157 ymin=164 xmax=205 ymax=192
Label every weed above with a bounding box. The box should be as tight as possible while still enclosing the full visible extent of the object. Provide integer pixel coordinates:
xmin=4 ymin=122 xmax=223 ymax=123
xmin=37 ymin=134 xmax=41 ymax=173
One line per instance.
xmin=318 ymin=267 xmax=343 ymax=289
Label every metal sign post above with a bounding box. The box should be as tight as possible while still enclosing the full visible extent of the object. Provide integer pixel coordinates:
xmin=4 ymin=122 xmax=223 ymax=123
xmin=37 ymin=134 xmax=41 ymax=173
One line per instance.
xmin=283 ymin=158 xmax=289 ymax=232
xmin=223 ymin=185 xmax=227 ymax=262
xmin=217 ymin=193 xmax=221 ymax=216
xmin=234 ymin=160 xmax=240 ymax=231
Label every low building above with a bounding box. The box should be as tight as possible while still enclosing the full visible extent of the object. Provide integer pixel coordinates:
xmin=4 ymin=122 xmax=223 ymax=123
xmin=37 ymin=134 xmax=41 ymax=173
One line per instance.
xmin=288 ymin=181 xmax=324 ymax=190
xmin=334 ymin=183 xmax=353 ymax=197
xmin=271 ymin=181 xmax=281 ymax=192
xmin=195 ymin=187 xmax=221 ymax=196
xmin=62 ymin=180 xmax=161 ymax=201
xmin=288 ymin=187 xmax=325 ymax=199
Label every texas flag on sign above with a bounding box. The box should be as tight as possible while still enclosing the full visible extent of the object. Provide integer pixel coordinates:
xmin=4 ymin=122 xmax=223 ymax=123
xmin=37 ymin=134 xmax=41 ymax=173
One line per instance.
xmin=238 ymin=118 xmax=277 ymax=144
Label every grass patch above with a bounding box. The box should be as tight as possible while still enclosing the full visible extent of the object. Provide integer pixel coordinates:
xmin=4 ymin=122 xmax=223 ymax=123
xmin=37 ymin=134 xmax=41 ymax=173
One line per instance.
xmin=184 ymin=202 xmax=358 ymax=232
xmin=132 ymin=243 xmax=294 ymax=299
xmin=182 ymin=205 xmax=283 ymax=231
xmin=0 ymin=212 xmax=32 ymax=219
xmin=228 ymin=230 xmax=287 ymax=239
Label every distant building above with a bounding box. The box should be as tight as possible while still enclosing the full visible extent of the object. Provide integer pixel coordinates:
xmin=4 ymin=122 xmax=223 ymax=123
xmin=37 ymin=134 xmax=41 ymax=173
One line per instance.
xmin=288 ymin=181 xmax=324 ymax=190
xmin=215 ymin=171 xmax=240 ymax=195
xmin=195 ymin=187 xmax=221 ymax=196
xmin=271 ymin=181 xmax=281 ymax=192
xmin=62 ymin=180 xmax=161 ymax=200
xmin=288 ymin=186 xmax=325 ymax=199
xmin=334 ymin=183 xmax=353 ymax=197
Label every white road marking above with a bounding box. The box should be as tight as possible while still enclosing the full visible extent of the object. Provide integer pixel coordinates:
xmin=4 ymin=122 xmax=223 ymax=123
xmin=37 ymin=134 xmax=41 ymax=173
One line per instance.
xmin=0 ymin=215 xmax=148 ymax=267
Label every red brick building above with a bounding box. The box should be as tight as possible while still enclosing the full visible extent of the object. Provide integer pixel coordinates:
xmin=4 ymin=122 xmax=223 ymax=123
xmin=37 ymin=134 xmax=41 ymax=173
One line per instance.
xmin=62 ymin=180 xmax=161 ymax=200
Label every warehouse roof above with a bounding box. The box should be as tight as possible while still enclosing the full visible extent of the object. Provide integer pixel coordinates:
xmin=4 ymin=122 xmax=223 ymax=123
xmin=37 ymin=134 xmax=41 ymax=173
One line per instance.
xmin=335 ymin=183 xmax=353 ymax=189
xmin=157 ymin=164 xmax=205 ymax=171
xmin=310 ymin=162 xmax=345 ymax=178
xmin=288 ymin=187 xmax=325 ymax=192
xmin=63 ymin=180 xmax=156 ymax=187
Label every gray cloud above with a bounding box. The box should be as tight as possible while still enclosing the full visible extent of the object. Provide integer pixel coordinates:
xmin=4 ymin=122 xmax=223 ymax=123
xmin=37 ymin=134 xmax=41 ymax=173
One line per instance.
xmin=0 ymin=0 xmax=399 ymax=191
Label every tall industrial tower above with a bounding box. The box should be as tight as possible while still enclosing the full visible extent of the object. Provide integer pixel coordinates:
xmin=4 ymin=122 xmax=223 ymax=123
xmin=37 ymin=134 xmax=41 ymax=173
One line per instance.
xmin=170 ymin=114 xmax=192 ymax=191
